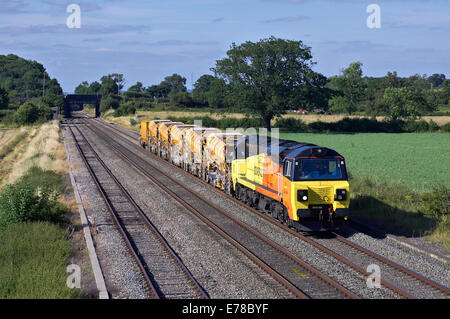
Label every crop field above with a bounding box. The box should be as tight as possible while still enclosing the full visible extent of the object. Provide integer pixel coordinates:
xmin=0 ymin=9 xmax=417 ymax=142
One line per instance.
xmin=279 ymin=132 xmax=450 ymax=192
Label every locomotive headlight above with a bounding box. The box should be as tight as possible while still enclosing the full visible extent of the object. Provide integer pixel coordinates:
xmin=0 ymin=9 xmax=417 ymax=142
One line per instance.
xmin=336 ymin=189 xmax=347 ymax=201
xmin=297 ymin=190 xmax=308 ymax=202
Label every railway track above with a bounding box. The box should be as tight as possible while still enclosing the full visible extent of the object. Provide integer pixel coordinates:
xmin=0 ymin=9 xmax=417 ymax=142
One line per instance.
xmin=65 ymin=123 xmax=208 ymax=299
xmin=77 ymin=118 xmax=359 ymax=299
xmin=75 ymin=113 xmax=450 ymax=299
xmin=325 ymin=232 xmax=450 ymax=299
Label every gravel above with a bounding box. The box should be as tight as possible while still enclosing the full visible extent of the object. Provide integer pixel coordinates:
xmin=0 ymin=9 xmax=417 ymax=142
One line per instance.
xmin=339 ymin=225 xmax=450 ymax=290
xmin=63 ymin=127 xmax=149 ymax=299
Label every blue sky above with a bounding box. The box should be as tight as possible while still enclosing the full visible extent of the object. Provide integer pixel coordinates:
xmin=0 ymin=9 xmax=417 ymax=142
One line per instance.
xmin=1 ymin=0 xmax=449 ymax=92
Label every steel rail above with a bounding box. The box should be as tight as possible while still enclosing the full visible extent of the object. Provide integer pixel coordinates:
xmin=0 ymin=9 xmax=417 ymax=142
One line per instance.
xmin=332 ymin=232 xmax=450 ymax=297
xmin=67 ymin=124 xmax=160 ymax=298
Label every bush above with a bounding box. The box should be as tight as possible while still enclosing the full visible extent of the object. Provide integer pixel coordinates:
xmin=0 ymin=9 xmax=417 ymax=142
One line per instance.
xmin=100 ymin=96 xmax=120 ymax=112
xmin=419 ymin=186 xmax=449 ymax=220
xmin=113 ymin=103 xmax=136 ymax=117
xmin=166 ymin=115 xmax=263 ymax=130
xmin=441 ymin=122 xmax=450 ymax=132
xmin=16 ymin=101 xmax=53 ymax=125
xmin=16 ymin=102 xmax=39 ymax=125
xmin=308 ymin=121 xmax=332 ymax=132
xmin=428 ymin=120 xmax=440 ymax=132
xmin=403 ymin=119 xmax=440 ymax=132
xmin=379 ymin=118 xmax=405 ymax=133
xmin=334 ymin=117 xmax=381 ymax=132
xmin=0 ymin=181 xmax=67 ymax=229
xmin=274 ymin=118 xmax=308 ymax=132
xmin=220 ymin=117 xmax=263 ymax=129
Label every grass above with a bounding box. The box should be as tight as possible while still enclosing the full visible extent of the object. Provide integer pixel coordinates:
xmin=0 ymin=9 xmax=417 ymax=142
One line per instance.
xmin=0 ymin=121 xmax=82 ymax=298
xmin=349 ymin=176 xmax=449 ymax=243
xmin=0 ymin=132 xmax=26 ymax=161
xmin=279 ymin=132 xmax=449 ymax=192
xmin=0 ymin=121 xmax=67 ymax=190
xmin=18 ymin=166 xmax=69 ymax=195
xmin=0 ymin=222 xmax=80 ymax=299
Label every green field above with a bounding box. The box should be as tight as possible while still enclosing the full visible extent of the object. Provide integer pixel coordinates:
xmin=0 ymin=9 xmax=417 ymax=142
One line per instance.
xmin=279 ymin=133 xmax=450 ymax=192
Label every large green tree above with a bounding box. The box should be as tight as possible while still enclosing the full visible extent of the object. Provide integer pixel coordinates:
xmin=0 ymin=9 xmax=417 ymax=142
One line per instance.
xmin=212 ymin=36 xmax=327 ymax=129
xmin=127 ymin=81 xmax=145 ymax=93
xmin=100 ymin=76 xmax=119 ymax=96
xmin=381 ymin=87 xmax=423 ymax=120
xmin=193 ymin=75 xmax=215 ymax=93
xmin=428 ymin=74 xmax=446 ymax=88
xmin=206 ymin=78 xmax=229 ymax=109
xmin=110 ymin=73 xmax=126 ymax=95
xmin=162 ymin=74 xmax=187 ymax=94
xmin=328 ymin=62 xmax=366 ymax=114
xmin=75 ymin=81 xmax=90 ymax=94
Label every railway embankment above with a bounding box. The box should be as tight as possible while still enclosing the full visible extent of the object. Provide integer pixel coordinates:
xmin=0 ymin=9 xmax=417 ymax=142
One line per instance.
xmin=0 ymin=121 xmax=94 ymax=298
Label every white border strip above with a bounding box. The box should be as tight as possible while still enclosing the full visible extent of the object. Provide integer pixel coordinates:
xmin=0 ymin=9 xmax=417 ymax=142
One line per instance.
xmin=63 ymin=134 xmax=109 ymax=299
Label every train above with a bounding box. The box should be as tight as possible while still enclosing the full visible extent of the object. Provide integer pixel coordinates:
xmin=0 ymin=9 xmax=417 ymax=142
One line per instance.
xmin=140 ymin=120 xmax=350 ymax=230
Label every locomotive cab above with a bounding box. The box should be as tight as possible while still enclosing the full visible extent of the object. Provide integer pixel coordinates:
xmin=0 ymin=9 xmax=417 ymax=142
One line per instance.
xmin=232 ymin=136 xmax=350 ymax=231
xmin=282 ymin=149 xmax=350 ymax=229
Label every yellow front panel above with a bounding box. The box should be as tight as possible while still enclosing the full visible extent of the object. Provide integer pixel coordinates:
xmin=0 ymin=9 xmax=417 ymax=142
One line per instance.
xmin=291 ymin=180 xmax=350 ymax=220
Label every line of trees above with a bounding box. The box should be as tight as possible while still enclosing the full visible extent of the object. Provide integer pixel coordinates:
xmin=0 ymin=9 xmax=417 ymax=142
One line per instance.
xmin=3 ymin=39 xmax=447 ymax=130
xmin=75 ymin=37 xmax=448 ymax=130
xmin=327 ymin=62 xmax=449 ymax=120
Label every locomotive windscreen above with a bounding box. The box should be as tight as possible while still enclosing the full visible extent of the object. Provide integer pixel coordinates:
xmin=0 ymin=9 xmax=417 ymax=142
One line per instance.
xmin=293 ymin=158 xmax=347 ymax=181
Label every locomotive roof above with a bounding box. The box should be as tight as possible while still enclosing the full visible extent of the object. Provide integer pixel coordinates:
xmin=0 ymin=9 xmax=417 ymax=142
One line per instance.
xmin=161 ymin=121 xmax=183 ymax=126
xmin=189 ymin=127 xmax=219 ymax=132
xmin=236 ymin=135 xmax=343 ymax=160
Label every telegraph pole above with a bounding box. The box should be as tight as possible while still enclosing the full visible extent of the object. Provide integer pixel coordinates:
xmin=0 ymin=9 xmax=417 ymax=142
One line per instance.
xmin=43 ymin=71 xmax=46 ymax=98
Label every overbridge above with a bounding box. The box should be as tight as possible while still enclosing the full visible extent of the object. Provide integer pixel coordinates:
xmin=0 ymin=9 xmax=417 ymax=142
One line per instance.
xmin=62 ymin=94 xmax=102 ymax=118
